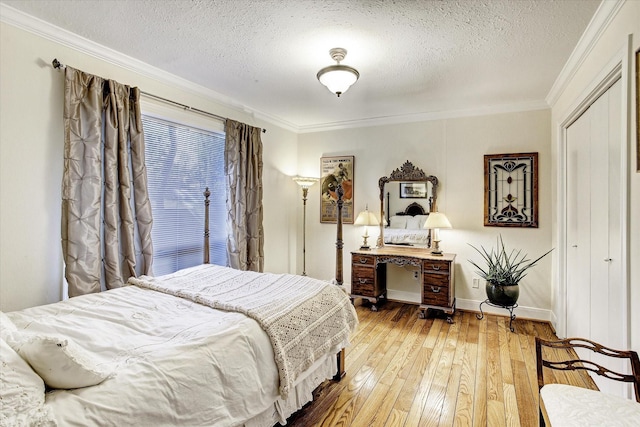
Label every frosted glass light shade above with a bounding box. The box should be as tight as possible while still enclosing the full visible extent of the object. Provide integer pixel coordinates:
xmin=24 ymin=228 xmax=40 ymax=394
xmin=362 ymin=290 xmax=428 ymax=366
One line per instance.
xmin=317 ymin=48 xmax=360 ymax=97
xmin=292 ymin=176 xmax=319 ymax=189
xmin=317 ymin=66 xmax=359 ymax=96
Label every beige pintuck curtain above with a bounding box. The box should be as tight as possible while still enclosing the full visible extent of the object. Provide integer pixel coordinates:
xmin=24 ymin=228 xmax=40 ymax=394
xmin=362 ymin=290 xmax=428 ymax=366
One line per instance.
xmin=225 ymin=119 xmax=264 ymax=272
xmin=62 ymin=67 xmax=153 ymax=297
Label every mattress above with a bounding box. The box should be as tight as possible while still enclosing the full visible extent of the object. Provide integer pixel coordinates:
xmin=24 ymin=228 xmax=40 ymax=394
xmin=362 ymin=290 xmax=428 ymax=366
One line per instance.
xmin=5 ymin=283 xmax=347 ymax=426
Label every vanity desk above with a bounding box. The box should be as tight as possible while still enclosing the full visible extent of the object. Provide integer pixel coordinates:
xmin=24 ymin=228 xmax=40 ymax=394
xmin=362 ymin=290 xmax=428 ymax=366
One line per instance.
xmin=351 ymin=247 xmax=456 ymax=322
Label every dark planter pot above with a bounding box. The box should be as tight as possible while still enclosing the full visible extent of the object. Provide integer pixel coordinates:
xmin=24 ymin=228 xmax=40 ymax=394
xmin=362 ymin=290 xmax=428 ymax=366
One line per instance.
xmin=486 ymin=282 xmax=519 ymax=306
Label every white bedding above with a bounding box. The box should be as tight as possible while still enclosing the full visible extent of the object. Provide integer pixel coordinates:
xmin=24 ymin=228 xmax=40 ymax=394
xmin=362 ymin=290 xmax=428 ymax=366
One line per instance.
xmin=129 ymin=264 xmax=357 ymax=398
xmin=384 ymin=227 xmax=431 ymax=245
xmin=5 ymin=270 xmax=354 ymax=427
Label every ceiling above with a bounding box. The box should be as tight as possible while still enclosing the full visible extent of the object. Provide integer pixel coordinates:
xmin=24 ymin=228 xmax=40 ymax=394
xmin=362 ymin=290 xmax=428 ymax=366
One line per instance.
xmin=2 ymin=0 xmax=602 ymax=132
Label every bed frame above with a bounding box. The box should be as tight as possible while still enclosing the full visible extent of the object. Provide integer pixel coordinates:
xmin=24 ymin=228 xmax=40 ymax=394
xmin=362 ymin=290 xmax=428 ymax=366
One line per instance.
xmin=395 ymin=201 xmax=428 ymax=217
xmin=385 ymin=197 xmax=432 ymax=225
xmin=201 ymin=185 xmax=347 ymax=380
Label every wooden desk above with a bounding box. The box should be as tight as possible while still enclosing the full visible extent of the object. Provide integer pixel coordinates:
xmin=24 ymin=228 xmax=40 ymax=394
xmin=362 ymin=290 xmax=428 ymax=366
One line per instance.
xmin=351 ymin=247 xmax=456 ymax=321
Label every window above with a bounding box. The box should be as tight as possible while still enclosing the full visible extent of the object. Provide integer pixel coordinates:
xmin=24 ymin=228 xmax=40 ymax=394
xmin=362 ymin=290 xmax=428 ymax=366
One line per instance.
xmin=142 ymin=114 xmax=227 ymax=276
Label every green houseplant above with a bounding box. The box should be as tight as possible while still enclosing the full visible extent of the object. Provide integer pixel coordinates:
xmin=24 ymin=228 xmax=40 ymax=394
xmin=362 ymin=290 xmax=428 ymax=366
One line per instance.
xmin=468 ymin=235 xmax=553 ymax=306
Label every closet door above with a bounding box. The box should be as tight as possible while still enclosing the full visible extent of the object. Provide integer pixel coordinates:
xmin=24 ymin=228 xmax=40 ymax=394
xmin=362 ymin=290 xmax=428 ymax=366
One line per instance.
xmin=566 ymin=109 xmax=591 ymax=341
xmin=565 ymin=79 xmax=623 ymax=396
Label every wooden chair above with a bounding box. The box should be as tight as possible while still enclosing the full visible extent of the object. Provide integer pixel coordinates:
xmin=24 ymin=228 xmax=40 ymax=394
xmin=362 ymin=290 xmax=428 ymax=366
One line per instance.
xmin=535 ymin=337 xmax=640 ymax=426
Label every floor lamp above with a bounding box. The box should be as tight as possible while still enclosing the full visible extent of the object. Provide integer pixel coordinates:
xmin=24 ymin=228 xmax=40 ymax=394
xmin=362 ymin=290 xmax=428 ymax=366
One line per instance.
xmin=293 ymin=176 xmax=319 ymax=275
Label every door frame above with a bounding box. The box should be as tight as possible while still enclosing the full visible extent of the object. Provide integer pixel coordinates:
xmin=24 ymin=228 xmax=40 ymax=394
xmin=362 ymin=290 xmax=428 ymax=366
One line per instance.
xmin=555 ymin=37 xmax=632 ymax=347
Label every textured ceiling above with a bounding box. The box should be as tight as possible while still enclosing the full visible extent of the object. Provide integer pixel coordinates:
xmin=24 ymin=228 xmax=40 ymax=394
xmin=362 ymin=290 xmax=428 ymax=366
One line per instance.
xmin=2 ymin=0 xmax=601 ymax=131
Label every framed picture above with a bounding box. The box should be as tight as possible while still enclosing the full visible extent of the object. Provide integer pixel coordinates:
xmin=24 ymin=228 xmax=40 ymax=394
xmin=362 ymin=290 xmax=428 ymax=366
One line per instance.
xmin=484 ymin=152 xmax=538 ymax=228
xmin=399 ymin=182 xmax=428 ymax=198
xmin=320 ymin=156 xmax=354 ymax=224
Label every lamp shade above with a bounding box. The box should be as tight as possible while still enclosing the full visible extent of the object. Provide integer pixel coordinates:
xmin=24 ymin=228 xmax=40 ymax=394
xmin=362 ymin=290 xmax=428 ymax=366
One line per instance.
xmin=424 ymin=212 xmax=452 ymax=229
xmin=354 ymin=210 xmax=379 ymax=226
xmin=317 ymin=48 xmax=359 ymax=97
xmin=292 ymin=176 xmax=319 ymax=189
xmin=317 ymin=67 xmax=359 ymax=96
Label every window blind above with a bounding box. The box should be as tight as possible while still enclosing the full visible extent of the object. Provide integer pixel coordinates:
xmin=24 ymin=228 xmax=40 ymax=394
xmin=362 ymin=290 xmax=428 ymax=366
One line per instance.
xmin=142 ymin=115 xmax=227 ymax=276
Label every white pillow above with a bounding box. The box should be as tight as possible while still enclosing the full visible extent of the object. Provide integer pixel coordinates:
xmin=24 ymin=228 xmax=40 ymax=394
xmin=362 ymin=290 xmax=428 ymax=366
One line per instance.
xmin=415 ymin=215 xmax=429 ymax=229
xmin=0 ymin=311 xmax=17 ymax=341
xmin=0 ymin=338 xmax=55 ymax=426
xmin=406 ymin=216 xmax=421 ymax=230
xmin=10 ymin=333 xmax=112 ymax=389
xmin=389 ymin=216 xmax=407 ymax=229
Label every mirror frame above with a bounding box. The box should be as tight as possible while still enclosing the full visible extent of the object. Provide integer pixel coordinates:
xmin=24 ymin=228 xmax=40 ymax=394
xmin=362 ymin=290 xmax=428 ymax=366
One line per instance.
xmin=377 ymin=161 xmax=439 ymax=247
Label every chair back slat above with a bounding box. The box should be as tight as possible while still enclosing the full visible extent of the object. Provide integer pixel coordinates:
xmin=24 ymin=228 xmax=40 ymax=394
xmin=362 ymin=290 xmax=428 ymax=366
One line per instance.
xmin=535 ymin=337 xmax=640 ymax=402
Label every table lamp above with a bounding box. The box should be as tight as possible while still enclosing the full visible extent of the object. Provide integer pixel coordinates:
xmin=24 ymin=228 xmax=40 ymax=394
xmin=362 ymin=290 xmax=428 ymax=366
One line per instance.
xmin=424 ymin=212 xmax=452 ymax=255
xmin=354 ymin=206 xmax=379 ymax=250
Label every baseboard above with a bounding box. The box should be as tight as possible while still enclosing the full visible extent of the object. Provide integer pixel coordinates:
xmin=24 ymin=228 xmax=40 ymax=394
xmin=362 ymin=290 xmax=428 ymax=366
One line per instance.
xmin=384 ymin=292 xmax=552 ymax=323
xmin=455 ymin=298 xmax=552 ymax=323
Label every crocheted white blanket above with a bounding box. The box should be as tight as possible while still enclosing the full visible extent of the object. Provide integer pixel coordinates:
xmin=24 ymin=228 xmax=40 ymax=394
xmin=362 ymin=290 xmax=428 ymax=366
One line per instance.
xmin=128 ymin=264 xmax=358 ymax=398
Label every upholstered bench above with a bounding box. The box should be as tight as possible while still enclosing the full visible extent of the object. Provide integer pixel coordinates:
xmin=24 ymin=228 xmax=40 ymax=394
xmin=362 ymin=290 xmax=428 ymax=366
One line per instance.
xmin=536 ymin=337 xmax=640 ymax=427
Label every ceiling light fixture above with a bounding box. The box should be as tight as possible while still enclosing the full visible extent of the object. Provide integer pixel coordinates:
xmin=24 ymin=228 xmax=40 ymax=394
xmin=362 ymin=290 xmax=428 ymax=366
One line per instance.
xmin=316 ymin=48 xmax=360 ymax=97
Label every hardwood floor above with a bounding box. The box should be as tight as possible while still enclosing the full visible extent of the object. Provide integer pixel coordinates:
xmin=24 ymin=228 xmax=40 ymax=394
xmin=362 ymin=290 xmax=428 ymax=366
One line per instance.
xmin=287 ymin=301 xmax=596 ymax=427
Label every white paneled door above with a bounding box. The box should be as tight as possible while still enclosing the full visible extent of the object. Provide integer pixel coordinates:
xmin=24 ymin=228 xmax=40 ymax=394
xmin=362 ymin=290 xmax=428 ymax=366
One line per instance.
xmin=565 ymin=78 xmax=624 ymax=396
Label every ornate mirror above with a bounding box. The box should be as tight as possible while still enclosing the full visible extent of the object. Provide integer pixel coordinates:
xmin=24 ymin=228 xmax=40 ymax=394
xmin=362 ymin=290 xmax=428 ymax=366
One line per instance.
xmin=377 ymin=161 xmax=438 ymax=247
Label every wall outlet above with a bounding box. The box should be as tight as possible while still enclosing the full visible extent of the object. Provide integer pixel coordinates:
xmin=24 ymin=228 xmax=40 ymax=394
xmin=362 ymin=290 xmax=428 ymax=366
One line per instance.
xmin=413 ymin=271 xmax=419 ymax=280
xmin=472 ymin=278 xmax=481 ymax=289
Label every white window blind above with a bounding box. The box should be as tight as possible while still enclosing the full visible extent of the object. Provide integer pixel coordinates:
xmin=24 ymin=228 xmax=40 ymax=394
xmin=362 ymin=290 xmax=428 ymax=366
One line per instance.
xmin=142 ymin=115 xmax=227 ymax=276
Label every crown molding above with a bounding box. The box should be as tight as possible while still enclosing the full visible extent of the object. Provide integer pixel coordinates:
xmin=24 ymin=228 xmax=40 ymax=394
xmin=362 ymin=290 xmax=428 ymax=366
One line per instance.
xmin=546 ymin=0 xmax=625 ymax=107
xmin=1 ymin=3 xmax=565 ymax=135
xmin=297 ymin=100 xmax=550 ymax=134
xmin=0 ymin=3 xmax=299 ymax=133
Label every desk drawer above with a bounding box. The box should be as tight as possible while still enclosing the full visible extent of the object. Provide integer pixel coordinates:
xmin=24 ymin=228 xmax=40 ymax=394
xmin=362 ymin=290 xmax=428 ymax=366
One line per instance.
xmin=423 ymin=272 xmax=450 ymax=288
xmin=423 ymin=259 xmax=450 ymax=274
xmin=423 ymin=273 xmax=451 ymax=306
xmin=352 ymin=264 xmax=375 ymax=296
xmin=422 ymin=285 xmax=450 ymax=306
xmin=353 ymin=255 xmax=375 ymax=266
xmin=353 ymin=265 xmax=374 ymax=280
xmin=352 ymin=280 xmax=376 ymax=296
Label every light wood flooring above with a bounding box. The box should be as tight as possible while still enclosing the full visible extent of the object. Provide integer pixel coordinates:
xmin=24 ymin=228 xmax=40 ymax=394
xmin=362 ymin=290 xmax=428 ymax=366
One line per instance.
xmin=286 ymin=301 xmax=596 ymax=427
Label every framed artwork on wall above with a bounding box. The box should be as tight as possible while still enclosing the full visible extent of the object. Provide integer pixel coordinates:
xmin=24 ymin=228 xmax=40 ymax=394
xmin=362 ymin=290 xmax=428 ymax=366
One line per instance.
xmin=399 ymin=182 xmax=428 ymax=198
xmin=320 ymin=156 xmax=354 ymax=224
xmin=484 ymin=152 xmax=538 ymax=228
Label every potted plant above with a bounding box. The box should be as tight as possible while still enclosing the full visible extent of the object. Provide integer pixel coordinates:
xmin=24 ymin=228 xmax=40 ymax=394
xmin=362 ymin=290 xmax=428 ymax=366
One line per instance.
xmin=468 ymin=235 xmax=553 ymax=306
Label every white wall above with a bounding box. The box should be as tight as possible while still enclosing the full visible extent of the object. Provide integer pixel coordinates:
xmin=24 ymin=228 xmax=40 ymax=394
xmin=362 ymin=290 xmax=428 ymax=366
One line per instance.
xmin=0 ymin=22 xmax=299 ymax=311
xmin=549 ymin=0 xmax=640 ymax=353
xmin=7 ymin=3 xmax=627 ymax=333
xmin=298 ymin=110 xmax=553 ymax=318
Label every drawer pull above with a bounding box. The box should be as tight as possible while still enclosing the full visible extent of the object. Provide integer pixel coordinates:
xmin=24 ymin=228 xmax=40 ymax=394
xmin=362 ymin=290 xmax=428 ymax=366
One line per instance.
xmin=430 ymin=286 xmax=441 ymax=293
xmin=430 ymin=265 xmax=441 ymax=271
xmin=359 ymin=278 xmax=368 ymax=284
xmin=359 ymin=258 xmax=368 ymax=264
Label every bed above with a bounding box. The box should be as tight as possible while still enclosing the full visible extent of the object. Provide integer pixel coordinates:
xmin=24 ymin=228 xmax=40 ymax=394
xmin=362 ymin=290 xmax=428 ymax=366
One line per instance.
xmin=383 ymin=202 xmax=432 ymax=247
xmin=0 ymin=186 xmax=357 ymax=427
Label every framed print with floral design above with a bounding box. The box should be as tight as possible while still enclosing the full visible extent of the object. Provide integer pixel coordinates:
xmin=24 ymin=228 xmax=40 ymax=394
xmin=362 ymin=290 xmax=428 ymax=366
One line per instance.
xmin=484 ymin=152 xmax=538 ymax=228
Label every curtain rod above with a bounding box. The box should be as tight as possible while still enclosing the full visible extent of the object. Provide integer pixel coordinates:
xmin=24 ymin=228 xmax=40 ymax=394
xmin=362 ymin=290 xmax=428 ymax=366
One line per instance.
xmin=51 ymin=58 xmax=266 ymax=133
